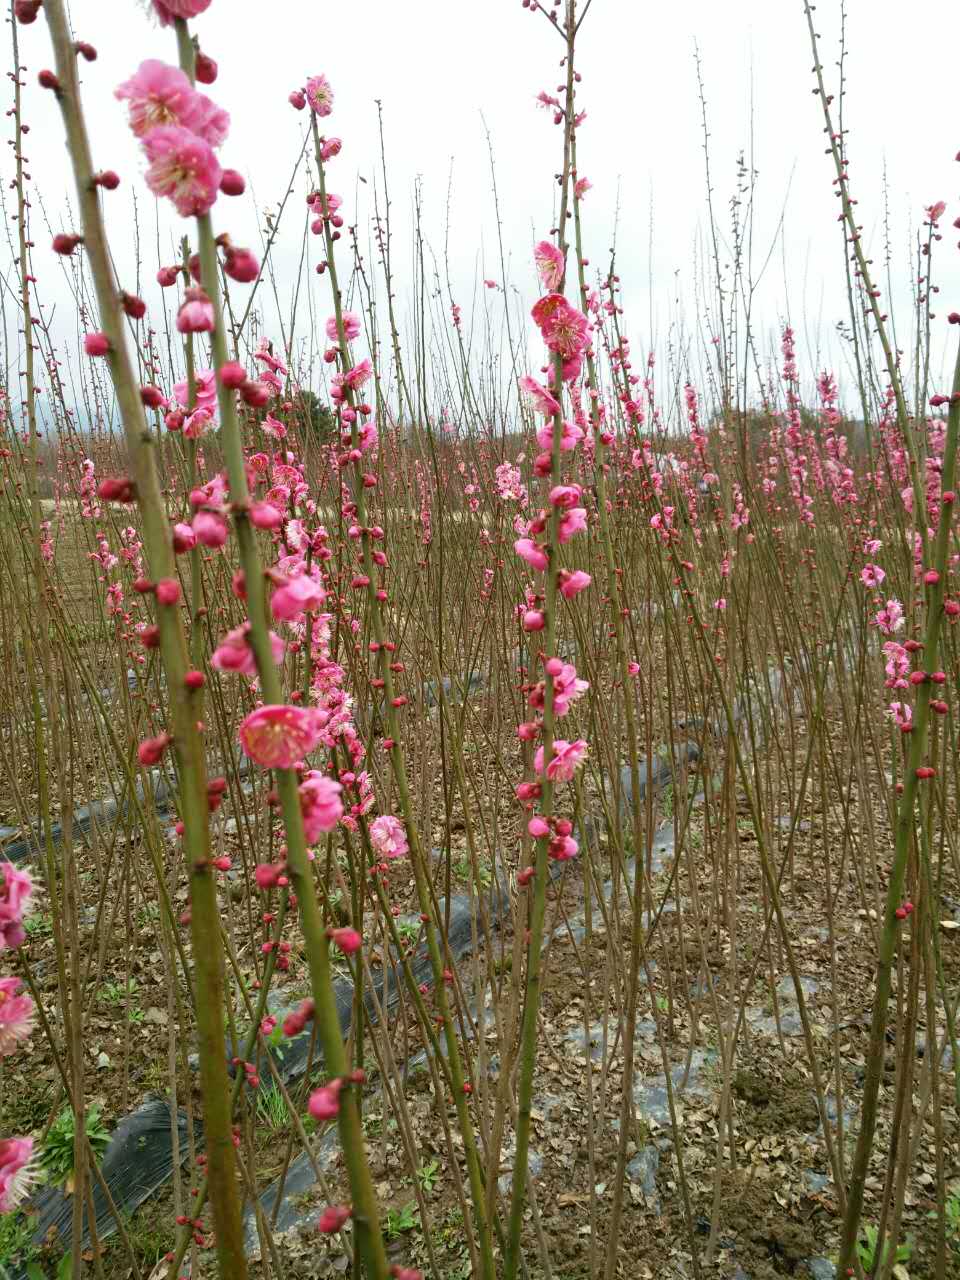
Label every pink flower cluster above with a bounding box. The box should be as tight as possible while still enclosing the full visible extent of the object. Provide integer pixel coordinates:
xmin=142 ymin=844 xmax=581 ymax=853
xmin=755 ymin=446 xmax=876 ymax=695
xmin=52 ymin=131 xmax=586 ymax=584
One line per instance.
xmin=116 ymin=58 xmax=229 ymax=219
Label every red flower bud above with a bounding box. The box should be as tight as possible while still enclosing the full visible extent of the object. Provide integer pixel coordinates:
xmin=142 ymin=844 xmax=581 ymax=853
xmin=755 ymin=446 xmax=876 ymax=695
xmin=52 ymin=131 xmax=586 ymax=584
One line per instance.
xmin=140 ymin=385 xmax=166 ymax=409
xmin=219 ymin=361 xmax=247 ymax=388
xmin=195 ymin=50 xmax=218 ymax=84
xmin=84 ymin=332 xmax=111 ymax=357
xmin=220 ymin=169 xmax=245 ymax=196
xmin=52 ymin=233 xmax=82 ymax=255
xmin=97 ymin=475 xmax=137 ymax=503
xmin=122 ymin=293 xmax=147 ymax=320
xmin=138 ymin=733 xmax=172 ymax=766
xmin=240 ymin=380 xmax=272 ymax=408
xmin=318 ymin=1205 xmax=351 ymax=1235
xmin=155 ymin=578 xmax=180 ymax=606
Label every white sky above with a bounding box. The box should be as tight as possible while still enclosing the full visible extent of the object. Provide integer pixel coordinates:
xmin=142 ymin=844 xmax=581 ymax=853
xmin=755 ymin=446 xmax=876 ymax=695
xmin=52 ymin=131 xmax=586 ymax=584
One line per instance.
xmin=5 ymin=0 xmax=960 ymax=419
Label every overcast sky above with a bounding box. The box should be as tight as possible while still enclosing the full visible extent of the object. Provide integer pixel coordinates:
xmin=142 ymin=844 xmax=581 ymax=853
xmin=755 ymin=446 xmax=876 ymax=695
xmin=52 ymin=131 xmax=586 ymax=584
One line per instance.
xmin=5 ymin=0 xmax=960 ymax=420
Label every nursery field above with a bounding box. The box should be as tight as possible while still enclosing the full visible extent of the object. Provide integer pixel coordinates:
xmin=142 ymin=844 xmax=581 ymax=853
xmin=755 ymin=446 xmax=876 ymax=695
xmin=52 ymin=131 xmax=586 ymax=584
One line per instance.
xmin=1 ymin=2 xmax=958 ymax=1279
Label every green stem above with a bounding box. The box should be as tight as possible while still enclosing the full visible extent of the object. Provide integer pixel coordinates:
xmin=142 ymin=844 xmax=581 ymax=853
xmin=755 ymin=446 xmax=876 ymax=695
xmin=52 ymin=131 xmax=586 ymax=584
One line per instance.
xmin=308 ymin=113 xmax=497 ymax=1280
xmin=172 ymin=24 xmax=390 ymax=1278
xmin=505 ymin=6 xmax=577 ymax=1274
xmin=837 ymin=341 xmax=960 ymax=1273
xmin=42 ymin=5 xmax=247 ymax=1275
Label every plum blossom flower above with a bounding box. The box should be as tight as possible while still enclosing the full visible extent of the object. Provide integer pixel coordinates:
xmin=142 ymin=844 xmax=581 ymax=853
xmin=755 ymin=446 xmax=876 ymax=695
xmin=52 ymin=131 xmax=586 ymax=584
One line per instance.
xmin=0 ymin=1138 xmax=35 ymax=1212
xmin=882 ymin=641 xmax=910 ymax=690
xmin=0 ymin=864 xmax=32 ymax=951
xmin=557 ymin=507 xmax=587 ymax=543
xmin=519 ymin=375 xmax=561 ymax=418
xmin=173 ymin=366 xmax=217 ymax=415
xmin=328 ymin=927 xmax=361 ymax=955
xmin=887 ymin=701 xmax=913 ymax=730
xmin=211 ymin=624 xmax=284 ymax=676
xmin=536 ymin=418 xmax=584 ymax=453
xmin=239 ymin=704 xmax=326 ymax=769
xmin=0 ymin=977 xmax=34 ymax=1056
xmin=551 ymin=663 xmax=589 ymax=716
xmin=152 ymin=0 xmax=212 ymax=23
xmin=495 ymin=463 xmax=527 ymax=503
xmin=533 ymin=738 xmax=587 ymax=782
xmin=515 ymin=538 xmax=549 ymax=572
xmin=308 ymin=1079 xmax=343 ymax=1121
xmin=326 ymin=312 xmax=360 ymax=342
xmin=531 ymin=293 xmax=591 ymax=363
xmin=116 ymin=61 xmax=200 ymax=138
xmin=183 ymin=406 xmax=214 ymax=438
xmin=305 ymin=75 xmax=334 ymax=116
xmin=549 ymin=484 xmax=581 ymax=508
xmin=271 ymin=574 xmax=326 ymax=621
xmin=558 ymin=568 xmax=591 ymax=599
xmin=370 ymin=814 xmax=408 ymax=859
xmin=318 ymin=1205 xmax=352 ymax=1234
xmin=192 ymin=509 xmax=228 ymax=547
xmin=143 ymin=124 xmax=222 ymax=218
xmin=549 ymin=834 xmax=579 ymax=861
xmin=860 ymin=563 xmax=886 ymax=588
xmin=872 ymin=599 xmax=905 ymax=636
xmin=176 ymin=288 xmax=215 ymax=333
xmin=299 ymin=771 xmax=343 ymax=841
xmin=534 ymin=239 xmax=564 ymax=291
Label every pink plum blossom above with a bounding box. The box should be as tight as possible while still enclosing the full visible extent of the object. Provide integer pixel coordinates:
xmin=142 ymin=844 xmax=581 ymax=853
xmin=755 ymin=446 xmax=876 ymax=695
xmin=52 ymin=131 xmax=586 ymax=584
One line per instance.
xmin=558 ymin=569 xmax=591 ymax=599
xmin=515 ymin=538 xmax=549 ymax=572
xmin=557 ymin=507 xmax=587 ymax=543
xmin=271 ymin=574 xmax=327 ymax=621
xmin=152 ymin=0 xmax=212 ymax=23
xmin=239 ymin=704 xmax=326 ymax=769
xmin=211 ymin=624 xmax=284 ymax=676
xmin=531 ymin=293 xmax=591 ymax=363
xmin=143 ymin=125 xmax=222 ymax=218
xmin=533 ymin=738 xmax=587 ymax=782
xmin=0 ymin=864 xmax=32 ymax=951
xmin=326 ymin=312 xmax=360 ymax=341
xmin=0 ymin=977 xmax=34 ymax=1055
xmin=0 ymin=1138 xmax=35 ymax=1213
xmin=887 ymin=701 xmax=913 ymax=730
xmin=370 ymin=814 xmax=408 ymax=859
xmin=519 ymin=375 xmax=561 ymax=418
xmin=299 ymin=771 xmax=343 ymax=841
xmin=534 ymin=239 xmax=565 ymax=291
xmin=873 ymin=599 xmax=905 ymax=636
xmin=305 ymin=75 xmax=334 ymax=116
xmin=551 ymin=663 xmax=589 ymax=716
xmin=173 ymin=366 xmax=217 ymax=415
